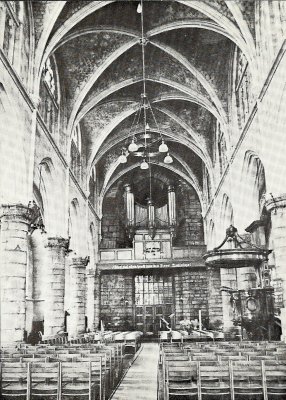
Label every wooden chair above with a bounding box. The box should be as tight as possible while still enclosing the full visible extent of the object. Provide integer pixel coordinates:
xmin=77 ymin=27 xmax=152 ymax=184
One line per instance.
xmin=262 ymin=360 xmax=286 ymax=399
xmin=30 ymin=361 xmax=60 ymax=399
xmin=249 ymin=355 xmax=278 ymax=362
xmin=165 ymin=360 xmax=198 ymax=399
xmin=219 ymin=355 xmax=248 ymax=362
xmin=81 ymin=354 xmax=105 ymax=400
xmin=1 ymin=361 xmax=30 ymax=399
xmin=231 ymin=360 xmax=264 ymax=399
xmin=61 ymin=361 xmax=93 ymax=400
xmin=197 ymin=361 xmax=233 ymax=400
xmin=190 ymin=353 xmax=218 ymax=362
xmin=0 ymin=357 xmax=23 ymax=363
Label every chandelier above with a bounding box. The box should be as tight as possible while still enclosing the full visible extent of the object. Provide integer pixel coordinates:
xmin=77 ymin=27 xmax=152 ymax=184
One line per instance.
xmin=118 ymin=0 xmax=173 ymax=169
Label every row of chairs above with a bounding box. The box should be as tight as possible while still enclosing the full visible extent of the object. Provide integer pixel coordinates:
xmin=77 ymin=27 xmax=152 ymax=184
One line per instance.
xmin=39 ymin=331 xmax=142 ymax=355
xmin=160 ymin=342 xmax=286 ymax=399
xmin=182 ymin=340 xmax=286 ymax=362
xmin=1 ymin=360 xmax=102 ymax=400
xmin=1 ymin=342 xmax=125 ymax=399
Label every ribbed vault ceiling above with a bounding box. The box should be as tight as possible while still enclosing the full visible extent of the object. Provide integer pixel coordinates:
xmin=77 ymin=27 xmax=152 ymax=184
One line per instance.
xmin=33 ymin=0 xmax=256 ymax=207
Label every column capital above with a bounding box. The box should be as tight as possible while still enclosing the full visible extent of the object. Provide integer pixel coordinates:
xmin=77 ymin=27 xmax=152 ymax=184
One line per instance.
xmin=70 ymin=256 xmax=90 ymax=267
xmin=265 ymin=193 xmax=286 ymax=212
xmin=0 ymin=203 xmax=32 ymax=222
xmin=44 ymin=236 xmax=69 ymax=250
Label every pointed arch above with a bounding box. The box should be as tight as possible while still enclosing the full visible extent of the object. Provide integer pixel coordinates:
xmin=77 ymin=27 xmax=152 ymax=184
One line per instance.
xmin=241 ymin=151 xmax=266 ymax=221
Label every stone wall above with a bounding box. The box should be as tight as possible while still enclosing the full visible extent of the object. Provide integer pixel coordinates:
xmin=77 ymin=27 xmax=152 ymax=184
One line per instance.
xmin=174 ymin=181 xmax=204 ymax=247
xmin=100 ymin=271 xmax=133 ymax=330
xmin=174 ymin=268 xmax=209 ymax=329
xmin=99 ymin=268 xmax=209 ymax=331
xmin=100 ymin=196 xmax=126 ymax=249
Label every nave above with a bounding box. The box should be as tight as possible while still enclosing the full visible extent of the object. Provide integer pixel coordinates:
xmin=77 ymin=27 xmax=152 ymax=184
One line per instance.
xmin=2 ymin=0 xmax=286 ymax=398
xmin=1 ymin=335 xmax=286 ymax=400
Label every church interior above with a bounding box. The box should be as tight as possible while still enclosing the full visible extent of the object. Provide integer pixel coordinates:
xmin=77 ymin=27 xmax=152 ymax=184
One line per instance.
xmin=1 ymin=0 xmax=286 ymax=398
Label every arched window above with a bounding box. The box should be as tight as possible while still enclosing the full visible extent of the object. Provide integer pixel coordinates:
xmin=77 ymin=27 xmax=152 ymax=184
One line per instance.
xmin=0 ymin=2 xmax=18 ymax=63
xmin=234 ymin=47 xmax=253 ymax=130
xmin=203 ymin=166 xmax=211 ymax=205
xmin=218 ymin=135 xmax=228 ymax=176
xmin=88 ymin=166 xmax=96 ymax=206
xmin=0 ymin=2 xmax=32 ymax=85
xmin=39 ymin=56 xmax=59 ymax=136
xmin=70 ymin=125 xmax=82 ymax=183
xmin=241 ymin=151 xmax=266 ymax=222
xmin=44 ymin=58 xmax=56 ymax=99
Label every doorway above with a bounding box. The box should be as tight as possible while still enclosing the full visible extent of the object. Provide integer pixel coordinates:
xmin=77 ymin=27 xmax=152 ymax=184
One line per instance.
xmin=134 ymin=273 xmax=174 ymax=335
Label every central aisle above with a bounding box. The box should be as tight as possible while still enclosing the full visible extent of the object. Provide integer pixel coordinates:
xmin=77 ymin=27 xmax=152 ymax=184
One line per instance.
xmin=111 ymin=342 xmax=159 ymax=400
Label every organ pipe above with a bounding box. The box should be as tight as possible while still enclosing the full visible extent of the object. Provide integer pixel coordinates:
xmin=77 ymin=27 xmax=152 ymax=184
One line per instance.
xmin=124 ymin=184 xmax=135 ymax=227
xmin=148 ymin=199 xmax=156 ymax=239
xmin=168 ymin=185 xmax=176 ymax=227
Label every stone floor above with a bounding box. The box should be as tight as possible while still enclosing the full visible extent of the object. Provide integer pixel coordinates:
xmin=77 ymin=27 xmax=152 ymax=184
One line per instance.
xmin=111 ymin=342 xmax=159 ymax=400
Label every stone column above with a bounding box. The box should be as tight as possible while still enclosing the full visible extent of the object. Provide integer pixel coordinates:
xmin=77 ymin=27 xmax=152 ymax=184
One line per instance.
xmin=220 ymin=268 xmax=237 ymax=331
xmin=68 ymin=257 xmax=87 ymax=337
xmin=266 ymin=194 xmax=286 ymax=340
xmin=207 ymin=267 xmax=223 ymax=329
xmin=94 ymin=270 xmax=101 ymax=330
xmin=44 ymin=237 xmax=68 ymax=336
xmin=0 ymin=204 xmax=31 ymax=343
xmin=86 ymin=268 xmax=96 ymax=332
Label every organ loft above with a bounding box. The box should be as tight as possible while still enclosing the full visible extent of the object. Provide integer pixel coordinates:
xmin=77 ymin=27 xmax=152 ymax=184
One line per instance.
xmin=1 ymin=1 xmax=286 ymax=399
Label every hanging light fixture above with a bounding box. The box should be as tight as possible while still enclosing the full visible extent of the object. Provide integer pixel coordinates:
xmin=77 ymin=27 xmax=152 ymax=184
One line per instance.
xmin=159 ymin=139 xmax=168 ymax=153
xmin=164 ymin=153 xmax=173 ymax=164
xmin=117 ymin=0 xmax=173 ymax=168
xmin=118 ymin=150 xmax=127 ymax=164
xmin=140 ymin=158 xmax=149 ymax=169
xmin=128 ymin=139 xmax=138 ymax=152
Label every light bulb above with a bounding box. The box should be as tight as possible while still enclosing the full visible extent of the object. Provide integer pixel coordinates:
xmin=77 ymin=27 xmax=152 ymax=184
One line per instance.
xmin=137 ymin=3 xmax=142 ymax=13
xmin=118 ymin=153 xmax=127 ymax=164
xmin=159 ymin=140 xmax=168 ymax=153
xmin=140 ymin=159 xmax=149 ymax=169
xmin=145 ymin=123 xmax=150 ymax=131
xmin=128 ymin=140 xmax=138 ymax=152
xmin=164 ymin=153 xmax=173 ymax=164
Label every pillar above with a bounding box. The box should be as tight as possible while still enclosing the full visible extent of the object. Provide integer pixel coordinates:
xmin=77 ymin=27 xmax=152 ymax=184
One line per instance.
xmin=86 ymin=268 xmax=101 ymax=332
xmin=207 ymin=267 xmax=223 ymax=329
xmin=266 ymin=194 xmax=286 ymax=340
xmin=220 ymin=267 xmax=237 ymax=331
xmin=86 ymin=268 xmax=96 ymax=332
xmin=68 ymin=256 xmax=87 ymax=337
xmin=0 ymin=204 xmax=31 ymax=343
xmin=44 ymin=237 xmax=68 ymax=336
xmin=94 ymin=271 xmax=101 ymax=330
